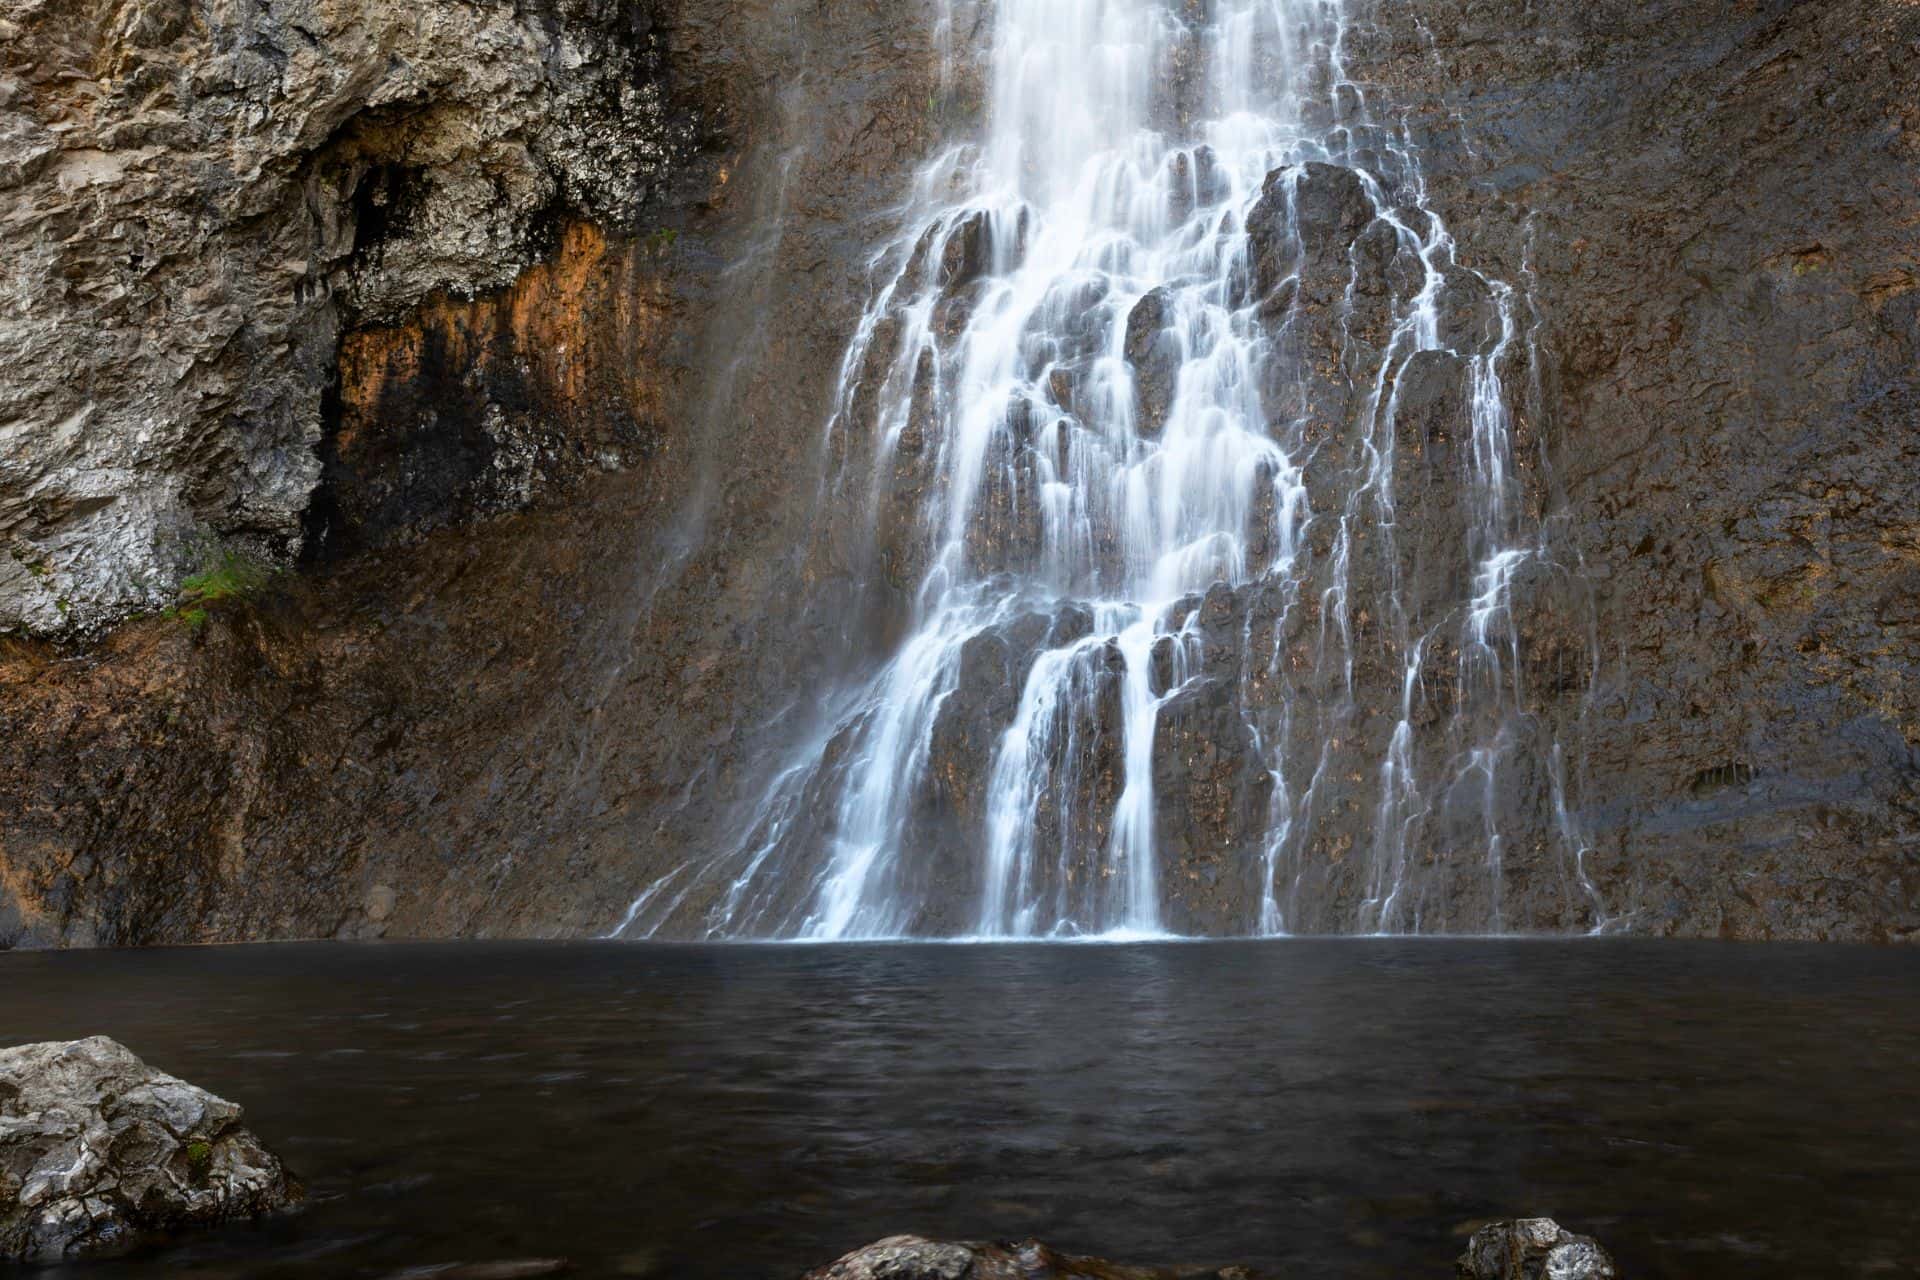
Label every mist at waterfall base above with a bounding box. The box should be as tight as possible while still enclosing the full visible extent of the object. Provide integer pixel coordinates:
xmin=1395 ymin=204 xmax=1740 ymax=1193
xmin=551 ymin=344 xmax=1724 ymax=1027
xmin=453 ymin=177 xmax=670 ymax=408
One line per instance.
xmin=619 ymin=0 xmax=1601 ymax=941
xmin=5 ymin=941 xmax=1916 ymax=1280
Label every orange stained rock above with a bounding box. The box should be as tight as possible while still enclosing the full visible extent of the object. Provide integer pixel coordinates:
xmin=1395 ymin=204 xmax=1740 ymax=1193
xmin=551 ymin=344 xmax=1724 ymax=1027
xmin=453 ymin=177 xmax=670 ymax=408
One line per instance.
xmin=336 ymin=221 xmax=677 ymax=451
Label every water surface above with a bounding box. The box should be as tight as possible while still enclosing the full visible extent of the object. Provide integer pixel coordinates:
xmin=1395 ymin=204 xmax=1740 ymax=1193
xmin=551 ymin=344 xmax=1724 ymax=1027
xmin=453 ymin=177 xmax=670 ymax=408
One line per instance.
xmin=2 ymin=941 xmax=1915 ymax=1278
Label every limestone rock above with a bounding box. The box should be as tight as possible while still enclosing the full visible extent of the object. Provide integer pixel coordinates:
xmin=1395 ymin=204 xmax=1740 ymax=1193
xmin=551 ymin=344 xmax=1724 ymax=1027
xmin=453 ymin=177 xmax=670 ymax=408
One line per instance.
xmin=802 ymin=1236 xmax=1260 ymax=1280
xmin=0 ymin=0 xmax=695 ymax=634
xmin=1456 ymin=1218 xmax=1618 ymax=1280
xmin=807 ymin=1226 xmax=1620 ymax=1280
xmin=0 ymin=0 xmax=956 ymax=951
xmin=807 ymin=1236 xmax=979 ymax=1280
xmin=0 ymin=1035 xmax=298 ymax=1261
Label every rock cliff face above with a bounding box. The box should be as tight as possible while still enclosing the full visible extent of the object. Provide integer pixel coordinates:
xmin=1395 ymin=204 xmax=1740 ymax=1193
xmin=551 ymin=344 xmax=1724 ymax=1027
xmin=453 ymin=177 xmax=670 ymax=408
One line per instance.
xmin=0 ymin=0 xmax=696 ymax=633
xmin=1350 ymin=0 xmax=1920 ymax=939
xmin=0 ymin=0 xmax=963 ymax=946
xmin=0 ymin=0 xmax=1915 ymax=945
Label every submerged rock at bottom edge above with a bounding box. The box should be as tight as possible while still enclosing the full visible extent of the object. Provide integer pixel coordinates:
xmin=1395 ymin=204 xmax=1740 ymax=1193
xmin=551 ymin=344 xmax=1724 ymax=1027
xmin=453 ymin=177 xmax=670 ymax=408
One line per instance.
xmin=1 ymin=1035 xmax=300 ymax=1261
xmin=805 ymin=1221 xmax=1622 ymax=1280
xmin=1457 ymin=1218 xmax=1617 ymax=1280
xmin=803 ymin=1234 xmax=1259 ymax=1280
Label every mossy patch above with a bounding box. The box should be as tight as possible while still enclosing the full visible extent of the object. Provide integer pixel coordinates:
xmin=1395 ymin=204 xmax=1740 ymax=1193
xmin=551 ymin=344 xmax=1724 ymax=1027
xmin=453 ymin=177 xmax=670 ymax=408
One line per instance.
xmin=166 ymin=547 xmax=277 ymax=630
xmin=180 ymin=552 xmax=273 ymax=605
xmin=183 ymin=1138 xmax=214 ymax=1182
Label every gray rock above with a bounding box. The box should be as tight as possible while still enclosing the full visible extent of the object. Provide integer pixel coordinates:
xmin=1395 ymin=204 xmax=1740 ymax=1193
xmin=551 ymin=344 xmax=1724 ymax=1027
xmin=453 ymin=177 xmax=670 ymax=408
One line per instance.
xmin=801 ymin=1235 xmax=1261 ymax=1280
xmin=0 ymin=1035 xmax=298 ymax=1261
xmin=1125 ymin=285 xmax=1181 ymax=438
xmin=0 ymin=0 xmax=693 ymax=634
xmin=1457 ymin=1218 xmax=1618 ymax=1280
xmin=808 ymin=1227 xmax=1622 ymax=1280
xmin=806 ymin=1236 xmax=978 ymax=1280
xmin=1242 ymin=160 xmax=1377 ymax=298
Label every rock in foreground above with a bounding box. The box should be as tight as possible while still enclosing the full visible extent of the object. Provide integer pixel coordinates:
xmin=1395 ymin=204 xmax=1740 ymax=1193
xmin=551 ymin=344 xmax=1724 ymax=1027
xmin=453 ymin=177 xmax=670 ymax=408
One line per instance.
xmin=807 ymin=1221 xmax=1622 ymax=1280
xmin=1457 ymin=1218 xmax=1617 ymax=1280
xmin=804 ymin=1235 xmax=1259 ymax=1280
xmin=0 ymin=1037 xmax=298 ymax=1261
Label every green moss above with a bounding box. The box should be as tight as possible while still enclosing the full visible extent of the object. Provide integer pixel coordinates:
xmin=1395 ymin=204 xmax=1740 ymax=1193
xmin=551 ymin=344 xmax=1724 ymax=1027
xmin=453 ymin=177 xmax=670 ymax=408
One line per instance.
xmin=185 ymin=1139 xmax=212 ymax=1167
xmin=181 ymin=551 xmax=273 ymax=605
xmin=167 ymin=547 xmax=275 ymax=631
xmin=6 ymin=546 xmax=51 ymax=579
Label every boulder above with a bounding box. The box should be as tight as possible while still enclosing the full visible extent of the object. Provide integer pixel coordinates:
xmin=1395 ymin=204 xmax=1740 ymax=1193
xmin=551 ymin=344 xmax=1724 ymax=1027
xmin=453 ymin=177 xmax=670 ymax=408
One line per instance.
xmin=1456 ymin=1218 xmax=1618 ymax=1280
xmin=806 ymin=1222 xmax=1621 ymax=1280
xmin=802 ymin=1235 xmax=1258 ymax=1280
xmin=0 ymin=1036 xmax=299 ymax=1262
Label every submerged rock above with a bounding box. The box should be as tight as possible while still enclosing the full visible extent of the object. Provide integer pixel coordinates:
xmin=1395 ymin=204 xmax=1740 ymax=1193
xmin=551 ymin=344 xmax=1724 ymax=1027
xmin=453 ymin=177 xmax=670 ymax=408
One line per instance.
xmin=802 ymin=1235 xmax=1258 ymax=1280
xmin=808 ymin=1222 xmax=1621 ymax=1280
xmin=1456 ymin=1218 xmax=1617 ymax=1280
xmin=394 ymin=1262 xmax=571 ymax=1280
xmin=0 ymin=1036 xmax=298 ymax=1261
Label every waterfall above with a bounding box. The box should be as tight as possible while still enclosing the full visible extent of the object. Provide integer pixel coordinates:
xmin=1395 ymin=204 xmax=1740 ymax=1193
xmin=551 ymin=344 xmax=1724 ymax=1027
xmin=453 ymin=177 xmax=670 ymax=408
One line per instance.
xmin=617 ymin=0 xmax=1604 ymax=940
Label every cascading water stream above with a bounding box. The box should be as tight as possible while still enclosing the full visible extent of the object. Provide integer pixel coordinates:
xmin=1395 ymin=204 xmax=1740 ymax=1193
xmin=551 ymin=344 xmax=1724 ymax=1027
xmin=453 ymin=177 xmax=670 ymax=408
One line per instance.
xmin=617 ymin=0 xmax=1605 ymax=940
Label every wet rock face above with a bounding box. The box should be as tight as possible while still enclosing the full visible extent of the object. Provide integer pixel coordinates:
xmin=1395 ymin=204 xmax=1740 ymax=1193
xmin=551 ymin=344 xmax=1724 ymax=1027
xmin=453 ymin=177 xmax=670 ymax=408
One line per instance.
xmin=1151 ymin=585 xmax=1280 ymax=933
xmin=0 ymin=0 xmax=696 ymax=632
xmin=1243 ymin=160 xmax=1374 ymax=300
xmin=1125 ymin=286 xmax=1180 ymax=438
xmin=1456 ymin=1219 xmax=1616 ymax=1280
xmin=0 ymin=0 xmax=957 ymax=948
xmin=1353 ymin=0 xmax=1920 ymax=940
xmin=0 ymin=1036 xmax=298 ymax=1261
xmin=1 ymin=0 xmax=1917 ymax=945
xmin=315 ymin=221 xmax=677 ymax=556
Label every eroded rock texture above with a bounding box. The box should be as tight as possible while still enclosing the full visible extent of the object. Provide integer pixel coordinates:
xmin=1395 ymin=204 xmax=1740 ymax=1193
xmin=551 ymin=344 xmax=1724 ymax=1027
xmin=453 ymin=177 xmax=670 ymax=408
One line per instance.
xmin=1455 ymin=1218 xmax=1616 ymax=1280
xmin=0 ymin=0 xmax=692 ymax=631
xmin=803 ymin=1227 xmax=1619 ymax=1280
xmin=803 ymin=1235 xmax=1260 ymax=1280
xmin=0 ymin=1036 xmax=297 ymax=1261
xmin=1348 ymin=0 xmax=1920 ymax=939
xmin=0 ymin=0 xmax=962 ymax=946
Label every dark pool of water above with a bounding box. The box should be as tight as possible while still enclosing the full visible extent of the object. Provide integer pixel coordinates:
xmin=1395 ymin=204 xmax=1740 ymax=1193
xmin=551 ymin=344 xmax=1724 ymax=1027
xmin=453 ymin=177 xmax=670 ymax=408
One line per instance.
xmin=1 ymin=941 xmax=1916 ymax=1278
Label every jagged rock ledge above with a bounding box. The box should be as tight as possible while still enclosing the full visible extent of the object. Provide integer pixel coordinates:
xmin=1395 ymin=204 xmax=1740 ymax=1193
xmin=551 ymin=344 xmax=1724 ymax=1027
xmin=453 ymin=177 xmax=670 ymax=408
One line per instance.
xmin=1 ymin=0 xmax=701 ymax=634
xmin=0 ymin=1036 xmax=299 ymax=1262
xmin=802 ymin=1221 xmax=1619 ymax=1280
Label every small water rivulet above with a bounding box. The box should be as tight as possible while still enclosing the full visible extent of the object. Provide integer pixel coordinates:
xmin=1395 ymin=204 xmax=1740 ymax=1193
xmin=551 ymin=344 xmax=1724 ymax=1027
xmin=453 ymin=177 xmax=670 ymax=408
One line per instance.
xmin=619 ymin=0 xmax=1601 ymax=939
